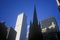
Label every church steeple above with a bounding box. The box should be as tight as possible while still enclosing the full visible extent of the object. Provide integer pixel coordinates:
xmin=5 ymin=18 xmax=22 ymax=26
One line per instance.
xmin=33 ymin=5 xmax=38 ymax=25
xmin=28 ymin=5 xmax=43 ymax=40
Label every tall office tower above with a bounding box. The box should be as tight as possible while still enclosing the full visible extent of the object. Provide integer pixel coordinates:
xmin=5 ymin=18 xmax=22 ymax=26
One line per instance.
xmin=15 ymin=13 xmax=27 ymax=40
xmin=28 ymin=6 xmax=43 ymax=40
xmin=41 ymin=17 xmax=59 ymax=40
xmin=56 ymin=0 xmax=60 ymax=11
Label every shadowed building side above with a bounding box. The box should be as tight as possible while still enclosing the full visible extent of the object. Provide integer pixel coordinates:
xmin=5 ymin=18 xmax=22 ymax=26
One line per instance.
xmin=0 ymin=22 xmax=7 ymax=40
xmin=0 ymin=21 xmax=16 ymax=40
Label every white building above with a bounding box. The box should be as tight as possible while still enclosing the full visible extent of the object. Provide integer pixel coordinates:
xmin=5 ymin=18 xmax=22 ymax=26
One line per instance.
xmin=15 ymin=13 xmax=27 ymax=40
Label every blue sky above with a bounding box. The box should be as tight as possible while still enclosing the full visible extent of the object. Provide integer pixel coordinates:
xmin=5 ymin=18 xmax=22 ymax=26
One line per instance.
xmin=0 ymin=0 xmax=60 ymax=30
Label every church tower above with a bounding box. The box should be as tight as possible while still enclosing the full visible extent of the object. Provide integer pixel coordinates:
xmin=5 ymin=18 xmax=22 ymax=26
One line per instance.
xmin=28 ymin=6 xmax=43 ymax=40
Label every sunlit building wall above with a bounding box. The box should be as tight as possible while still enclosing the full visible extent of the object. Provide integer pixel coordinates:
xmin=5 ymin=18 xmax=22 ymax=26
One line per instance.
xmin=15 ymin=13 xmax=27 ymax=40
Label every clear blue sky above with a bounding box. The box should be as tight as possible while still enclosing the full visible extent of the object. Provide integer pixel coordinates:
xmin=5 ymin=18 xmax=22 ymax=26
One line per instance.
xmin=0 ymin=0 xmax=60 ymax=30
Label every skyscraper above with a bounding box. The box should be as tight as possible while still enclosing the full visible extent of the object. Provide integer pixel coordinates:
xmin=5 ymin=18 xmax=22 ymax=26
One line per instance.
xmin=28 ymin=6 xmax=43 ymax=40
xmin=15 ymin=13 xmax=27 ymax=40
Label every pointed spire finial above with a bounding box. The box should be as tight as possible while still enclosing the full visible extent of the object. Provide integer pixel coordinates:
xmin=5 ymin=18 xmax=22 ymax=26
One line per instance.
xmin=33 ymin=5 xmax=38 ymax=25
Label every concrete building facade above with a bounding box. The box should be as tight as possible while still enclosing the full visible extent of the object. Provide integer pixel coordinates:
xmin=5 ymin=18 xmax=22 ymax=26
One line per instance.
xmin=41 ymin=17 xmax=59 ymax=40
xmin=15 ymin=13 xmax=27 ymax=40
